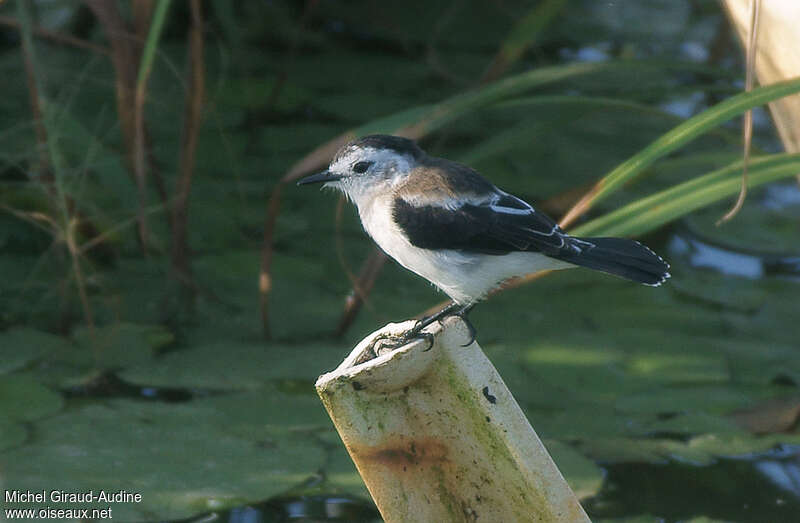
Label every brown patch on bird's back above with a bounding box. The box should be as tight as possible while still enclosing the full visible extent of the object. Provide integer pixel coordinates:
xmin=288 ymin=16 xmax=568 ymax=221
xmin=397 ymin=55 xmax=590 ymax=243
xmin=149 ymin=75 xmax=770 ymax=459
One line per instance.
xmin=399 ymin=157 xmax=495 ymax=202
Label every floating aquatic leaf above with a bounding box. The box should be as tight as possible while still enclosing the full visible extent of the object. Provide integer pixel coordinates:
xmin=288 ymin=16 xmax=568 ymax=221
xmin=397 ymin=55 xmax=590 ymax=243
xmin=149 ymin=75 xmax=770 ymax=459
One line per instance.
xmin=666 ymin=265 xmax=767 ymax=313
xmin=122 ymin=341 xmax=342 ymax=391
xmin=0 ymin=327 xmax=69 ymax=374
xmin=0 ymin=374 xmax=63 ymax=422
xmin=0 ymin=423 xmax=27 ymax=451
xmin=634 ymin=412 xmax=745 ymax=438
xmin=684 ymin=188 xmax=800 ymax=255
xmin=71 ymin=322 xmax=174 ymax=368
xmin=534 ymin=405 xmax=639 ymax=440
xmin=729 ymin=396 xmax=800 ymax=435
xmin=624 ymin=352 xmax=729 ymax=385
xmin=578 ymin=437 xmax=714 ymax=466
xmin=687 ymin=431 xmax=800 ymax=457
xmin=615 ymin=386 xmax=754 ymax=416
xmin=0 ymin=394 xmax=326 ymax=521
xmin=544 ymin=439 xmax=605 ymax=500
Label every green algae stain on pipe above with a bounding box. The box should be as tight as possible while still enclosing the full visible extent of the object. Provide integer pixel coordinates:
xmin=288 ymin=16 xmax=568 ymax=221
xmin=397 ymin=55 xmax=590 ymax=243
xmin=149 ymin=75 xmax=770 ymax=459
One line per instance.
xmin=316 ymin=317 xmax=590 ymax=522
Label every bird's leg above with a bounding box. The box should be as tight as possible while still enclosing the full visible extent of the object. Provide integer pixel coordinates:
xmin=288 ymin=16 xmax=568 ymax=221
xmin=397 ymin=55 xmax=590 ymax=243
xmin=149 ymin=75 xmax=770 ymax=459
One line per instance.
xmin=371 ymin=301 xmax=460 ymax=352
xmin=410 ymin=301 xmax=462 ymax=337
xmin=410 ymin=302 xmax=477 ymax=348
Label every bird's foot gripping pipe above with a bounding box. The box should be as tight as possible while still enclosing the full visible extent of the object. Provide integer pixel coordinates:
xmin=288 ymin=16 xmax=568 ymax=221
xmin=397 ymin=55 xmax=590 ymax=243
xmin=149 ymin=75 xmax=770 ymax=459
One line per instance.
xmin=368 ymin=302 xmax=476 ymax=356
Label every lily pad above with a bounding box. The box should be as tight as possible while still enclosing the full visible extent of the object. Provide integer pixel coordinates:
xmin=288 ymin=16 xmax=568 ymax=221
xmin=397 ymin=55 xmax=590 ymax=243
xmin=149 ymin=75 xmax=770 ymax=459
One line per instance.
xmin=0 ymin=374 xmax=63 ymax=422
xmin=634 ymin=412 xmax=744 ymax=438
xmin=203 ymin=385 xmax=331 ymax=437
xmin=533 ymin=405 xmax=640 ymax=440
xmin=624 ymin=351 xmax=729 ymax=384
xmin=667 ymin=266 xmax=768 ymax=312
xmin=0 ymin=423 xmax=27 ymax=451
xmin=71 ymin=322 xmax=174 ymax=369
xmin=729 ymin=396 xmax=800 ymax=434
xmin=544 ymin=439 xmax=605 ymax=500
xmin=121 ymin=341 xmax=342 ymax=391
xmin=0 ymin=327 xmax=70 ymax=374
xmin=314 ymin=430 xmax=372 ymax=500
xmin=615 ymin=386 xmax=754 ymax=416
xmin=578 ymin=437 xmax=715 ymax=466
xmin=686 ymin=432 xmax=800 ymax=457
xmin=0 ymin=393 xmax=327 ymax=521
xmin=522 ymin=343 xmax=645 ymax=404
xmin=724 ymin=343 xmax=800 ymax=386
xmin=685 ymin=188 xmax=800 ymax=256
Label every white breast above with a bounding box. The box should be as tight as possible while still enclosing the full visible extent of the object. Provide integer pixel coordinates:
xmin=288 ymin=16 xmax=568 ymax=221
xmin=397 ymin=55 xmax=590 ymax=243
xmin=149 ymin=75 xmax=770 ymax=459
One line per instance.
xmin=358 ymin=195 xmax=438 ymax=277
xmin=355 ymin=195 xmax=572 ymax=304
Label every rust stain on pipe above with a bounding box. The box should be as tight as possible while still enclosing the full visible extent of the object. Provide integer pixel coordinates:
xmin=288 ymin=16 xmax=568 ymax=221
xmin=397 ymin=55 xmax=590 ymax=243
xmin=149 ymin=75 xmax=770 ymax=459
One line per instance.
xmin=355 ymin=437 xmax=450 ymax=469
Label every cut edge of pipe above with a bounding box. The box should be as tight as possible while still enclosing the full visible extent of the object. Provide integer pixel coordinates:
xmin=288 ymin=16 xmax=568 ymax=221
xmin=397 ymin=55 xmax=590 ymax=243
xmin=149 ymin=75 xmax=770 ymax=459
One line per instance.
xmin=316 ymin=319 xmax=450 ymax=393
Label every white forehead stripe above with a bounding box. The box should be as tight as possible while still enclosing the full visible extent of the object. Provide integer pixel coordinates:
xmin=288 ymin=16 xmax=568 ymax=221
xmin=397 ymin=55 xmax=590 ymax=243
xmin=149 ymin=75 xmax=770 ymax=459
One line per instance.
xmin=330 ymin=147 xmax=413 ymax=174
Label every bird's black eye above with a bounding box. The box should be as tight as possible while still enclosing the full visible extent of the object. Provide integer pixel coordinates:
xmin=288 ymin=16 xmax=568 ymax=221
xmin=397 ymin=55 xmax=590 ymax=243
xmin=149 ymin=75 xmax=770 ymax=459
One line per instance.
xmin=352 ymin=161 xmax=373 ymax=174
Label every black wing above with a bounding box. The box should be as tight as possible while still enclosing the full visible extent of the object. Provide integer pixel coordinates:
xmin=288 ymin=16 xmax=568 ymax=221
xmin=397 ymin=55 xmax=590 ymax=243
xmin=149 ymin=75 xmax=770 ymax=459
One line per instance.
xmin=392 ymin=194 xmax=570 ymax=255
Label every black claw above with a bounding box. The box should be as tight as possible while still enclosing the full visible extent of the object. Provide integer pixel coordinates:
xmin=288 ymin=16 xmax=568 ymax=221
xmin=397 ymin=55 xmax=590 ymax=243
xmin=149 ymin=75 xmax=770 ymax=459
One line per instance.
xmin=371 ymin=327 xmax=435 ymax=353
xmin=421 ymin=332 xmax=435 ymax=351
xmin=370 ymin=301 xmax=477 ymax=353
xmin=459 ymin=314 xmax=477 ymax=346
xmin=451 ymin=304 xmax=476 ymax=346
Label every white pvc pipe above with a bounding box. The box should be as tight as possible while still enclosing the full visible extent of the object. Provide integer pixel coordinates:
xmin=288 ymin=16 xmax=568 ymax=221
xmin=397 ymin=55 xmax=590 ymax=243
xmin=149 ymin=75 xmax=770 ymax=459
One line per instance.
xmin=316 ymin=317 xmax=590 ymax=522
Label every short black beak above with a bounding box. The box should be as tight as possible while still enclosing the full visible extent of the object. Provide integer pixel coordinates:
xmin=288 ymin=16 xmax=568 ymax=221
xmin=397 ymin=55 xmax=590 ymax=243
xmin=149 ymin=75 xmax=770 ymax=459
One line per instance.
xmin=297 ymin=170 xmax=342 ymax=186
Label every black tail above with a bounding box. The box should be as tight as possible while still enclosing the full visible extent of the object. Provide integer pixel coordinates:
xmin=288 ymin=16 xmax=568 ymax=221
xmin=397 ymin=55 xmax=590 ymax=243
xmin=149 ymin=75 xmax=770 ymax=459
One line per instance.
xmin=556 ymin=237 xmax=670 ymax=286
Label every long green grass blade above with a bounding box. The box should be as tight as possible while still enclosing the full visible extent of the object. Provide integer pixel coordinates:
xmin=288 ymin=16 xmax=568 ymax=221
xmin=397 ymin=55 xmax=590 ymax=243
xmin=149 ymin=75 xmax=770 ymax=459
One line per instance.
xmin=462 ymin=95 xmax=745 ymax=164
xmin=284 ymin=60 xmax=733 ymax=179
xmin=572 ymin=153 xmax=800 ymax=237
xmin=136 ymin=0 xmax=173 ymax=91
xmin=562 ymin=76 xmax=800 ymax=226
xmin=498 ymin=0 xmax=567 ymax=63
xmin=357 ymin=61 xmax=610 ymax=137
xmin=482 ymin=0 xmax=568 ymax=81
xmin=356 ymin=60 xmax=725 ymax=139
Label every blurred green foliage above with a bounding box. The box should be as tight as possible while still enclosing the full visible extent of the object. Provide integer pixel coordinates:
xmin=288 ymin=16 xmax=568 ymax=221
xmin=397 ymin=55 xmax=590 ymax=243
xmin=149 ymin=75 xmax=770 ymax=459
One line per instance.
xmin=1 ymin=1 xmax=799 ymax=521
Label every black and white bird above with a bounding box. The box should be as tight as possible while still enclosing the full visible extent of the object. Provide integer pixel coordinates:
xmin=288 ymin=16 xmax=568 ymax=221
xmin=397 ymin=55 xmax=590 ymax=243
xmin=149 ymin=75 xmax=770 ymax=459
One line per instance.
xmin=299 ymin=135 xmax=669 ymax=345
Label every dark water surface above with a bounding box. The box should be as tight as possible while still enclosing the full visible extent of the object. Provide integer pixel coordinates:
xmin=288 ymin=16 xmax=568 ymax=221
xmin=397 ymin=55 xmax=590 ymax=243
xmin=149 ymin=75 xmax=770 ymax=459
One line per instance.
xmin=171 ymin=447 xmax=800 ymax=523
xmin=585 ymin=445 xmax=800 ymax=522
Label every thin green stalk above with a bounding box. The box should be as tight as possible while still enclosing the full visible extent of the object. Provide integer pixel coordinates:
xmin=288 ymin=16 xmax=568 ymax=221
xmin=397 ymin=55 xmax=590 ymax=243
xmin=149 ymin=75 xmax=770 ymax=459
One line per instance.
xmin=572 ymin=153 xmax=800 ymax=237
xmin=481 ymin=0 xmax=569 ymax=83
xmin=135 ymin=0 xmax=173 ymax=92
xmin=560 ymin=75 xmax=800 ymax=228
xmin=16 ymin=0 xmax=94 ymax=331
xmin=133 ymin=0 xmax=172 ymax=250
xmin=462 ymin=95 xmax=746 ymax=164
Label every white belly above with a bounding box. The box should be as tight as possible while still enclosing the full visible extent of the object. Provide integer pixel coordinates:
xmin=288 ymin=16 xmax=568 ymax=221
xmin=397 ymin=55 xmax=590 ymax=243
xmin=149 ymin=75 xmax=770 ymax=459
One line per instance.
xmin=357 ymin=197 xmax=572 ymax=304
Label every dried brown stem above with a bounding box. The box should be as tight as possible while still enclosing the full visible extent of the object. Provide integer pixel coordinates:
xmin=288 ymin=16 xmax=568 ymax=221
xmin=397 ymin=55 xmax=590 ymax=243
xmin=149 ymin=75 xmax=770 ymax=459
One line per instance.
xmin=66 ymin=219 xmax=95 ymax=334
xmin=20 ymin=23 xmax=51 ymax=179
xmin=0 ymin=14 xmax=110 ymax=55
xmin=171 ymin=0 xmax=205 ymax=298
xmin=132 ymin=0 xmax=157 ymax=250
xmin=16 ymin=1 xmax=95 ymax=333
xmin=258 ymin=133 xmax=356 ymax=337
xmin=718 ymin=0 xmax=760 ymax=225
xmin=85 ymin=0 xmax=169 ymax=253
xmin=335 ymin=249 xmax=388 ymax=337
xmin=132 ymin=0 xmax=155 ymax=38
xmin=259 ymin=183 xmax=282 ymax=340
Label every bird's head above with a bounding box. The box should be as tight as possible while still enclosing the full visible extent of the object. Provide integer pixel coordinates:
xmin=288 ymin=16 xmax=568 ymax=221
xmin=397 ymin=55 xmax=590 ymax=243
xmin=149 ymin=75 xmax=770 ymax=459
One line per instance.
xmin=297 ymin=135 xmax=424 ymax=203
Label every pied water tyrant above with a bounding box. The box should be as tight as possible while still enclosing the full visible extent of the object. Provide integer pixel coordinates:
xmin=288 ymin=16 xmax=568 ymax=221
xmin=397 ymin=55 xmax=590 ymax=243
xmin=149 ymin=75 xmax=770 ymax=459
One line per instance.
xmin=299 ymin=135 xmax=670 ymax=346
